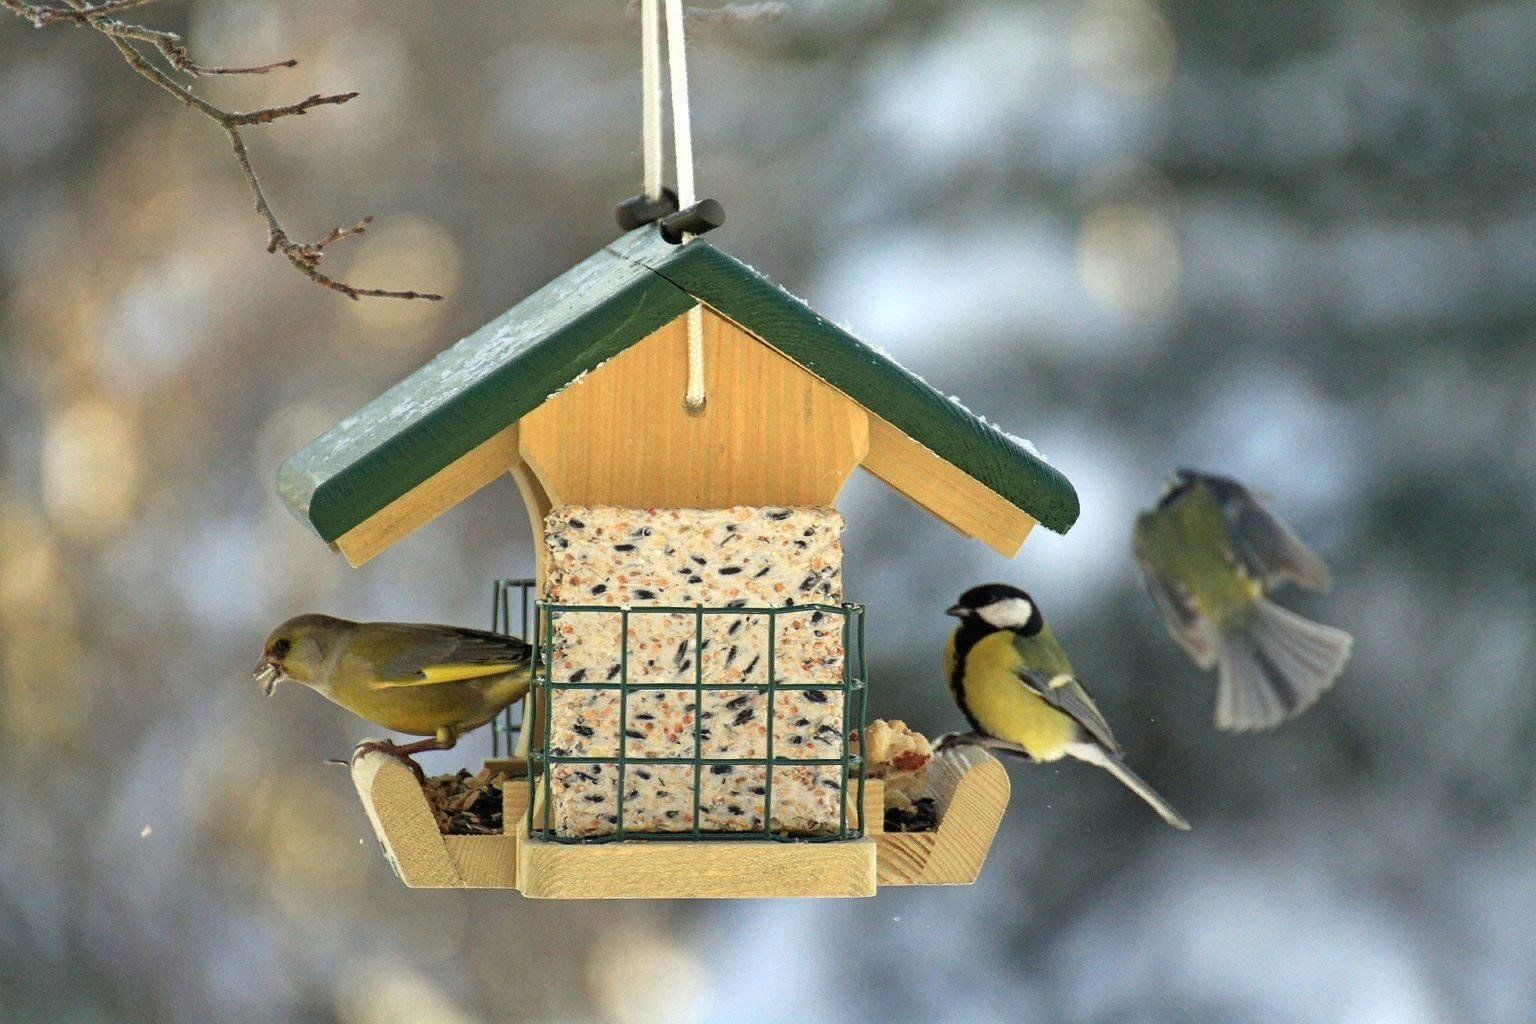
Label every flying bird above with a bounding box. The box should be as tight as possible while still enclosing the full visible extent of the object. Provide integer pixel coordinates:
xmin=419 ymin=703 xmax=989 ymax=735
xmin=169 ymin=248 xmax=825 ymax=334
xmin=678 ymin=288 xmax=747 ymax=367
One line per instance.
xmin=941 ymin=584 xmax=1190 ymax=830
xmin=1133 ymin=468 xmax=1352 ymax=731
xmin=254 ymin=614 xmax=532 ymax=779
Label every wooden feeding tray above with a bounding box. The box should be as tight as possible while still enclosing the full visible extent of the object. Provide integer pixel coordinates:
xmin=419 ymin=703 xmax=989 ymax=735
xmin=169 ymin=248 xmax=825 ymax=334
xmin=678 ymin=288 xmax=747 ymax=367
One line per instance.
xmin=873 ymin=744 xmax=1011 ymax=887
xmin=351 ymin=744 xmax=1009 ymax=898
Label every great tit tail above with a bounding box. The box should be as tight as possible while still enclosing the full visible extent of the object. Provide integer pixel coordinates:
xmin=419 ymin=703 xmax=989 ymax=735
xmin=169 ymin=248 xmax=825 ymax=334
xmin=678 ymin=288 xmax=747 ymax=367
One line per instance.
xmin=1065 ymin=741 xmax=1190 ymax=830
xmin=1215 ymin=598 xmax=1352 ymax=732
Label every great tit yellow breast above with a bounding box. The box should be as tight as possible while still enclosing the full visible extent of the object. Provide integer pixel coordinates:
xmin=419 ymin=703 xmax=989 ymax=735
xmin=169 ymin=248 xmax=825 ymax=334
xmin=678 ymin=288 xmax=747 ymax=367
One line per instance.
xmin=958 ymin=632 xmax=1078 ymax=761
xmin=1140 ymin=490 xmax=1265 ymax=626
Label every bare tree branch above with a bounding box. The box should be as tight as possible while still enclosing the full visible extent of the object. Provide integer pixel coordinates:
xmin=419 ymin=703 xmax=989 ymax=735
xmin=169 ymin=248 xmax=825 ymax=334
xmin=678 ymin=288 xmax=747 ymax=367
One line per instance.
xmin=3 ymin=0 xmax=442 ymax=301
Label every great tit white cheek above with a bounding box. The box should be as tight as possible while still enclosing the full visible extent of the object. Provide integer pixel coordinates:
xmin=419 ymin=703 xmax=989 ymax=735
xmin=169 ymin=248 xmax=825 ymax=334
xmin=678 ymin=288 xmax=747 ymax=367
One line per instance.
xmin=978 ymin=597 xmax=1033 ymax=629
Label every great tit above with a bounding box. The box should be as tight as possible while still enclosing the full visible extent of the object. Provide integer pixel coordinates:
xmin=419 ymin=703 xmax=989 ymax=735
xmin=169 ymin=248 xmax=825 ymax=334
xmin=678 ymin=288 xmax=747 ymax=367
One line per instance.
xmin=1133 ymin=469 xmax=1352 ymax=732
xmin=254 ymin=615 xmax=533 ymax=778
xmin=942 ymin=584 xmax=1190 ymax=830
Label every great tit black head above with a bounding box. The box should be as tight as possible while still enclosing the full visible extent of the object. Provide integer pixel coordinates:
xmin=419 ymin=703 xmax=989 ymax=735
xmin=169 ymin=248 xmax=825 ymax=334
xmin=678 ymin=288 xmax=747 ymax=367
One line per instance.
xmin=1158 ymin=467 xmax=1256 ymax=510
xmin=946 ymin=583 xmax=1043 ymax=635
xmin=1158 ymin=467 xmax=1224 ymax=509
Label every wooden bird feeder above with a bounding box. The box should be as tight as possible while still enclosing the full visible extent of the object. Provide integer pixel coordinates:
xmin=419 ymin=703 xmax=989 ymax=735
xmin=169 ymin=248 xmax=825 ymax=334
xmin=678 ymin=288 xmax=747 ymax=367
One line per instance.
xmin=278 ymin=224 xmax=1078 ymax=898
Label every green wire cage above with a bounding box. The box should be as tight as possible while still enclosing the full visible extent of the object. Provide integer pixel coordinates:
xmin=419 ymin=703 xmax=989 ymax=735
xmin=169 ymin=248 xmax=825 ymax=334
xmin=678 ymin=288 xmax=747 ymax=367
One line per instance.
xmin=490 ymin=578 xmax=536 ymax=759
xmin=489 ymin=579 xmax=868 ymax=845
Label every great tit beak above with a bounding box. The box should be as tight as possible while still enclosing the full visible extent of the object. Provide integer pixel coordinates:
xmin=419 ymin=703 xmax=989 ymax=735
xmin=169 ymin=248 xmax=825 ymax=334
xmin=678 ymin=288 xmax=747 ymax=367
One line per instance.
xmin=945 ymin=604 xmax=966 ymax=618
xmin=253 ymin=658 xmax=280 ymax=697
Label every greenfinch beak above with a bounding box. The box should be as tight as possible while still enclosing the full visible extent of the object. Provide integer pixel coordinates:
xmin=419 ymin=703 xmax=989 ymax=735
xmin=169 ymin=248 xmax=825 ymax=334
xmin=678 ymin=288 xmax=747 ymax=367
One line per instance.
xmin=253 ymin=658 xmax=280 ymax=696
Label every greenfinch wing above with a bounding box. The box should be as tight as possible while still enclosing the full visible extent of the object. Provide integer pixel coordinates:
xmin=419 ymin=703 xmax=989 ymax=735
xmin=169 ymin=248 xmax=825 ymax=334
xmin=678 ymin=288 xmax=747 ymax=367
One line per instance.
xmin=369 ymin=664 xmax=518 ymax=688
xmin=369 ymin=625 xmax=532 ymax=688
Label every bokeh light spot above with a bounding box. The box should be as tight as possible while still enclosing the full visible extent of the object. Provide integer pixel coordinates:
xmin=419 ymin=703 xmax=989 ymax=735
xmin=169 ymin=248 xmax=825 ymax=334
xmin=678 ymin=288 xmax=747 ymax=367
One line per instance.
xmin=1070 ymin=0 xmax=1177 ymax=96
xmin=335 ymin=960 xmax=483 ymax=1024
xmin=1076 ymin=201 xmax=1180 ymax=316
xmin=587 ymin=925 xmax=711 ymax=1024
xmin=0 ymin=503 xmax=61 ymax=614
xmin=42 ymin=399 xmax=140 ymax=542
xmin=3 ymin=627 xmax=88 ymax=745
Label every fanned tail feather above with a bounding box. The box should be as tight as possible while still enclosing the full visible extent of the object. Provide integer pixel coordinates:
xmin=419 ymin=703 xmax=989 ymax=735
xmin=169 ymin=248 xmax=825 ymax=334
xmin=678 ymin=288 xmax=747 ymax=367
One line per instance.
xmin=1215 ymin=598 xmax=1352 ymax=732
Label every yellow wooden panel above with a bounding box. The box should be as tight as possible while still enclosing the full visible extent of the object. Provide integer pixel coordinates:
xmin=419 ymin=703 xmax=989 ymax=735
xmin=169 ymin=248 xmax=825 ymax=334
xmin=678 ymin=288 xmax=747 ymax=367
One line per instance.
xmin=861 ymin=777 xmax=885 ymax=835
xmin=874 ymin=746 xmax=1009 ymax=887
xmin=519 ymin=309 xmax=870 ymax=509
xmin=334 ymin=425 xmax=524 ymax=567
xmin=483 ymin=757 xmax=530 ymax=779
xmin=444 ymin=835 xmax=519 ymax=888
xmin=861 ymin=415 xmax=1036 ymax=557
xmin=518 ymin=831 xmax=877 ymax=899
xmin=508 ymin=457 xmax=553 ymax=587
xmin=350 ymin=750 xmax=463 ymax=888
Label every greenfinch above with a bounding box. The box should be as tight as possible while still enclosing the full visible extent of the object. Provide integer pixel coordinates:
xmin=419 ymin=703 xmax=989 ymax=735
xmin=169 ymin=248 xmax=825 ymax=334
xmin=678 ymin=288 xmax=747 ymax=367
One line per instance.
xmin=1133 ymin=469 xmax=1352 ymax=731
xmin=254 ymin=614 xmax=532 ymax=776
xmin=941 ymin=584 xmax=1189 ymax=830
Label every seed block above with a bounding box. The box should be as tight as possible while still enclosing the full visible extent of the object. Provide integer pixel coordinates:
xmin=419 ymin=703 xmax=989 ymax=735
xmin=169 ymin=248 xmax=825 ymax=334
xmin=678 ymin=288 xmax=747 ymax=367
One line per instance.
xmin=541 ymin=506 xmax=849 ymax=837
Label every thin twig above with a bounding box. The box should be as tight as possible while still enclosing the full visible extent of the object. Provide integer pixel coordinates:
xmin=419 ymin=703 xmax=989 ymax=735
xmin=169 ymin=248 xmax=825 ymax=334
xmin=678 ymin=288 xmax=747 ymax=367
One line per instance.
xmin=226 ymin=91 xmax=358 ymax=126
xmin=4 ymin=0 xmax=441 ymax=301
xmin=105 ymin=21 xmax=297 ymax=75
xmin=26 ymin=0 xmax=158 ymax=24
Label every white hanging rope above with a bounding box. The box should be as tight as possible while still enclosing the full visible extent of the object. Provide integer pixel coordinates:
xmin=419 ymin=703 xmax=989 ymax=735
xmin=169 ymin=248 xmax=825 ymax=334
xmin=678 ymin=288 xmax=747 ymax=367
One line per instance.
xmin=641 ymin=0 xmax=706 ymax=412
xmin=682 ymin=306 xmax=706 ymax=411
xmin=662 ymin=0 xmax=697 ymax=212
xmin=640 ymin=0 xmax=663 ymax=202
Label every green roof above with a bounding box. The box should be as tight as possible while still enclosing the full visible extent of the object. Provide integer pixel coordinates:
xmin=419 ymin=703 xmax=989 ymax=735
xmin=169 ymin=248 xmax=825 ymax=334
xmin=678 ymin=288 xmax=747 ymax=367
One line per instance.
xmin=278 ymin=226 xmax=1079 ymax=542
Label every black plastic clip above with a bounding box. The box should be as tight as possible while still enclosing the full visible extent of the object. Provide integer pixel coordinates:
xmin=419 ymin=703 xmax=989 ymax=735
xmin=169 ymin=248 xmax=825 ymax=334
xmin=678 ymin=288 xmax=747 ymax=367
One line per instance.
xmin=615 ymin=188 xmax=679 ymax=231
xmin=659 ymin=198 xmax=725 ymax=244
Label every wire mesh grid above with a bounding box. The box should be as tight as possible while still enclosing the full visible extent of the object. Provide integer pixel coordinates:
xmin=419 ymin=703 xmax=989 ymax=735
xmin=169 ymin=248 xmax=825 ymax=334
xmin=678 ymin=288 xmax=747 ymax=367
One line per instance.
xmin=523 ymin=600 xmax=869 ymax=844
xmin=490 ymin=578 xmax=537 ymax=758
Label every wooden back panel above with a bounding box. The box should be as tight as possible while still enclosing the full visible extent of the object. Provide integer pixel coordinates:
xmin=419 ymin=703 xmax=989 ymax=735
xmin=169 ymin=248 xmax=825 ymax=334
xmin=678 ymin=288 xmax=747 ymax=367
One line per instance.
xmin=519 ymin=308 xmax=869 ymax=509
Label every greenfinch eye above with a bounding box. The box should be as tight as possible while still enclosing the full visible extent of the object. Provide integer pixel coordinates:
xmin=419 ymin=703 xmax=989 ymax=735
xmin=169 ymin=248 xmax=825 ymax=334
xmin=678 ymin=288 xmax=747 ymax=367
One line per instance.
xmin=272 ymin=638 xmax=292 ymax=658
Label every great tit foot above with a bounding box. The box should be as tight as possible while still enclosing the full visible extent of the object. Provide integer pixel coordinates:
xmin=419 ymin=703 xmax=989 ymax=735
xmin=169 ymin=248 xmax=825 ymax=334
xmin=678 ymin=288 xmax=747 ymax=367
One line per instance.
xmin=934 ymin=731 xmax=984 ymax=754
xmin=935 ymin=731 xmax=1034 ymax=761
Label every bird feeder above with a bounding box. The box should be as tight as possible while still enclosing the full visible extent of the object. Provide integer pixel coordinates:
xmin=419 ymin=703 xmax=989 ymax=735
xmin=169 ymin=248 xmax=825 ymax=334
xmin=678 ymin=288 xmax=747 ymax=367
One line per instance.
xmin=277 ymin=225 xmax=1078 ymax=897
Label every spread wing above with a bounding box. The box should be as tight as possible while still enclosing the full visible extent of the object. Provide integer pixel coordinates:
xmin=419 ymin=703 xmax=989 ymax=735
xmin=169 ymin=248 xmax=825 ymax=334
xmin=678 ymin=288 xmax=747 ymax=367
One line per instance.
xmin=1198 ymin=473 xmax=1331 ymax=592
xmin=371 ymin=625 xmax=532 ymax=689
xmin=1133 ymin=516 xmax=1219 ymax=668
xmin=1017 ymin=667 xmax=1122 ymax=755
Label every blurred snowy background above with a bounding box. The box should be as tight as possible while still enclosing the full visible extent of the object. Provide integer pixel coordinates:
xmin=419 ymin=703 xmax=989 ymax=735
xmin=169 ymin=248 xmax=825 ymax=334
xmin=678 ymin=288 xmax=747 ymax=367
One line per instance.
xmin=3 ymin=1 xmax=1535 ymax=1021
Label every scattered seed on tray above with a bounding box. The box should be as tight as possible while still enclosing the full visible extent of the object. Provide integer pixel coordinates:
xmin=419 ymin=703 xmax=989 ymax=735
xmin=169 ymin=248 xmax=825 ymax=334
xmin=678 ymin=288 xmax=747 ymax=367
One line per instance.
xmin=884 ymin=796 xmax=938 ymax=833
xmin=422 ymin=768 xmax=510 ymax=835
